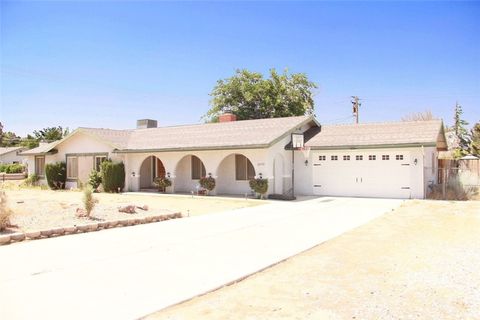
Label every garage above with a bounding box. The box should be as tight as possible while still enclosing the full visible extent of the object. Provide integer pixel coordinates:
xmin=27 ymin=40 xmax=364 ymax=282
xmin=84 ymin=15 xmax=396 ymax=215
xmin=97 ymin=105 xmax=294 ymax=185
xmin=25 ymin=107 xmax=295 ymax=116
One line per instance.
xmin=312 ymin=151 xmax=414 ymax=198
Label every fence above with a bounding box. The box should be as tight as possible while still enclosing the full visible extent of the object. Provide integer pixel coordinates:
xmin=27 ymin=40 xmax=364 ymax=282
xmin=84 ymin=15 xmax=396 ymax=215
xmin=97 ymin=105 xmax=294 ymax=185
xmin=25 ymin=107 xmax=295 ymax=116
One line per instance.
xmin=426 ymin=161 xmax=480 ymax=200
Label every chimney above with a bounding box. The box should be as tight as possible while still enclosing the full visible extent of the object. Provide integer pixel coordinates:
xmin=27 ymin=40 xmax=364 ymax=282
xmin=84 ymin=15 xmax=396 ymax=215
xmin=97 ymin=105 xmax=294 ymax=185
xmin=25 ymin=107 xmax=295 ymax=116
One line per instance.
xmin=218 ymin=113 xmax=237 ymax=123
xmin=136 ymin=119 xmax=158 ymax=129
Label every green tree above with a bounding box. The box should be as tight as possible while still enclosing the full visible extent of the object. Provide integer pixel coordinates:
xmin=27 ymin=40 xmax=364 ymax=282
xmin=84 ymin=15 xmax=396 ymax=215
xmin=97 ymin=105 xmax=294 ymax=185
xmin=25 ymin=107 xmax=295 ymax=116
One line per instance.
xmin=205 ymin=69 xmax=317 ymax=121
xmin=0 ymin=131 xmax=21 ymax=147
xmin=33 ymin=126 xmax=69 ymax=142
xmin=452 ymin=102 xmax=470 ymax=158
xmin=0 ymin=122 xmax=3 ymax=146
xmin=20 ymin=134 xmax=40 ymax=149
xmin=470 ymin=121 xmax=480 ymax=156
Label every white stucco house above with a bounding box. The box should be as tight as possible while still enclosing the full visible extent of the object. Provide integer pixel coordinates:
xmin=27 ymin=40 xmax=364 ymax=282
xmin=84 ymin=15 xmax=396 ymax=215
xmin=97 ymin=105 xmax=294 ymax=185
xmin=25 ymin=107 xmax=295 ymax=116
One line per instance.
xmin=0 ymin=147 xmax=26 ymax=164
xmin=20 ymin=114 xmax=447 ymax=199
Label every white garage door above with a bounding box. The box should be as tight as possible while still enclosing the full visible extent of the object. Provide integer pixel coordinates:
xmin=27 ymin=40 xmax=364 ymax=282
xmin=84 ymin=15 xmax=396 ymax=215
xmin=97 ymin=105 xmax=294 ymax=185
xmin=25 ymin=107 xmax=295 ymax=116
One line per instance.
xmin=312 ymin=151 xmax=412 ymax=198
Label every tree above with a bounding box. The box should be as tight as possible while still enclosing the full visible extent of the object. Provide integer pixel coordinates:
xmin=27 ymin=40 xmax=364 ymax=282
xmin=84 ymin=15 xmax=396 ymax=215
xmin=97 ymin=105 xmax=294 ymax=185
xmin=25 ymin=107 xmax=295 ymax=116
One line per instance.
xmin=452 ymin=102 xmax=470 ymax=158
xmin=33 ymin=126 xmax=69 ymax=142
xmin=470 ymin=121 xmax=480 ymax=156
xmin=0 ymin=131 xmax=21 ymax=147
xmin=20 ymin=134 xmax=40 ymax=149
xmin=0 ymin=122 xmax=3 ymax=146
xmin=401 ymin=110 xmax=436 ymax=121
xmin=204 ymin=69 xmax=317 ymax=121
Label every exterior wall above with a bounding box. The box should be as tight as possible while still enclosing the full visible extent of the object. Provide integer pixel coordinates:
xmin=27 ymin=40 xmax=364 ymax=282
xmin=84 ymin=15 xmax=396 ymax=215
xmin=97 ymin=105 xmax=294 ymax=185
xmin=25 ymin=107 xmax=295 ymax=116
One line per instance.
xmin=0 ymin=150 xmax=26 ymax=164
xmin=26 ymin=132 xmax=119 ymax=189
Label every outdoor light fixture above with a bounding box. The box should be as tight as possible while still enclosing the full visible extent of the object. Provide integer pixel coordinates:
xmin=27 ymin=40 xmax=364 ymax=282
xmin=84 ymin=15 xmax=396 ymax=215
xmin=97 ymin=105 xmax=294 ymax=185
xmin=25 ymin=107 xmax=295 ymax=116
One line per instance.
xmin=414 ymin=158 xmax=418 ymax=165
xmin=208 ymin=172 xmax=212 ymax=178
xmin=131 ymin=172 xmax=135 ymax=177
xmin=167 ymin=172 xmax=171 ymax=178
xmin=258 ymin=173 xmax=263 ymax=179
xmin=304 ymin=159 xmax=309 ymax=166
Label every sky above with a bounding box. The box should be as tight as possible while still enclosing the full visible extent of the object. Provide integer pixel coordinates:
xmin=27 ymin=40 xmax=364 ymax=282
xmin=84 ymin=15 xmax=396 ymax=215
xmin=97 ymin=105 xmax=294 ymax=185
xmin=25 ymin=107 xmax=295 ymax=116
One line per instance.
xmin=1 ymin=1 xmax=479 ymax=136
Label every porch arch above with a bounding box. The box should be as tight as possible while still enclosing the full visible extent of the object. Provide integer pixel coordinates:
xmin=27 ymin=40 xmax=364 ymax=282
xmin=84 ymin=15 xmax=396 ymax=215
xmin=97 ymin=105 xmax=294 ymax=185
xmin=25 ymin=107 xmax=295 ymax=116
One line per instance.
xmin=173 ymin=154 xmax=207 ymax=193
xmin=216 ymin=153 xmax=256 ymax=195
xmin=139 ymin=155 xmax=166 ymax=189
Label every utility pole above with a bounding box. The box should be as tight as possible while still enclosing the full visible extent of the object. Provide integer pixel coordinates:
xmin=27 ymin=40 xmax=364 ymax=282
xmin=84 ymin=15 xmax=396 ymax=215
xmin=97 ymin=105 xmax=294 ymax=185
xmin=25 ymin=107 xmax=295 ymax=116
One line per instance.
xmin=351 ymin=96 xmax=361 ymax=124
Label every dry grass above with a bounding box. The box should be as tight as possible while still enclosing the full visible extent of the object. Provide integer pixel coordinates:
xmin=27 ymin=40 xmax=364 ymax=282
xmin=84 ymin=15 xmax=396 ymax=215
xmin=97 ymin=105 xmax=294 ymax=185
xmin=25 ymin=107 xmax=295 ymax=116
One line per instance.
xmin=147 ymin=200 xmax=480 ymax=320
xmin=0 ymin=191 xmax=13 ymax=231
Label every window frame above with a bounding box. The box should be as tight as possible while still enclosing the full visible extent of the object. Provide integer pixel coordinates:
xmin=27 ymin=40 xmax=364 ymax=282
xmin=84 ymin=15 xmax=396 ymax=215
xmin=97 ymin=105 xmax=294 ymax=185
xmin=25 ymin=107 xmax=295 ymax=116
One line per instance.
xmin=235 ymin=154 xmax=255 ymax=181
xmin=95 ymin=155 xmax=107 ymax=172
xmin=191 ymin=155 xmax=206 ymax=180
xmin=356 ymin=155 xmax=363 ymax=161
xmin=343 ymin=155 xmax=350 ymax=161
xmin=368 ymin=155 xmax=376 ymax=161
xmin=66 ymin=156 xmax=78 ymax=180
xmin=382 ymin=155 xmax=390 ymax=161
xmin=396 ymin=154 xmax=404 ymax=161
xmin=318 ymin=155 xmax=326 ymax=161
xmin=331 ymin=155 xmax=338 ymax=161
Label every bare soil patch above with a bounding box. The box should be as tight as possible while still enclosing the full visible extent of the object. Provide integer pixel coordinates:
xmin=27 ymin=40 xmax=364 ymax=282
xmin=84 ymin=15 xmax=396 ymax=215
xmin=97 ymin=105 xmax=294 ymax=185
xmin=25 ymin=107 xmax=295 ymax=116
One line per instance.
xmin=1 ymin=188 xmax=264 ymax=234
xmin=147 ymin=200 xmax=480 ymax=320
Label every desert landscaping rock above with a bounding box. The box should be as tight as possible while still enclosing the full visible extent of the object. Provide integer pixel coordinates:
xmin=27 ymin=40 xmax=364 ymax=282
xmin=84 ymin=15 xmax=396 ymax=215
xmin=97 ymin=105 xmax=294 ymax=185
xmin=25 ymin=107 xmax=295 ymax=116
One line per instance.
xmin=0 ymin=235 xmax=11 ymax=244
xmin=76 ymin=225 xmax=89 ymax=232
xmin=25 ymin=231 xmax=41 ymax=239
xmin=51 ymin=227 xmax=65 ymax=235
xmin=10 ymin=233 xmax=26 ymax=241
xmin=108 ymin=220 xmax=119 ymax=228
xmin=87 ymin=224 xmax=98 ymax=232
xmin=40 ymin=230 xmax=53 ymax=237
xmin=64 ymin=226 xmax=77 ymax=234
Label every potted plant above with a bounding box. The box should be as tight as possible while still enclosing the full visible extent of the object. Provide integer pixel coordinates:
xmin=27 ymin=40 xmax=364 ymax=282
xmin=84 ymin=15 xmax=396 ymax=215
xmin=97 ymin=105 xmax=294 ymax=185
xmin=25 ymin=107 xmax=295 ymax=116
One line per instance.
xmin=199 ymin=176 xmax=216 ymax=195
xmin=249 ymin=177 xmax=269 ymax=199
xmin=153 ymin=176 xmax=172 ymax=193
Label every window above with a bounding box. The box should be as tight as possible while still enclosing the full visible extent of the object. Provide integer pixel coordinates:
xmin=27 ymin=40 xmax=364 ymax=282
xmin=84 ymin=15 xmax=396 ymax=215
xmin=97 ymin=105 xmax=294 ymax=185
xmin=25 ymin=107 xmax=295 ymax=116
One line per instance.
xmin=191 ymin=155 xmax=206 ymax=180
xmin=382 ymin=155 xmax=390 ymax=160
xmin=95 ymin=156 xmax=107 ymax=171
xmin=368 ymin=155 xmax=376 ymax=161
xmin=67 ymin=156 xmax=78 ymax=179
xmin=396 ymin=155 xmax=404 ymax=160
xmin=235 ymin=154 xmax=255 ymax=180
xmin=35 ymin=156 xmax=45 ymax=177
xmin=331 ymin=155 xmax=338 ymax=161
xmin=318 ymin=155 xmax=326 ymax=161
xmin=343 ymin=155 xmax=350 ymax=161
xmin=356 ymin=155 xmax=363 ymax=161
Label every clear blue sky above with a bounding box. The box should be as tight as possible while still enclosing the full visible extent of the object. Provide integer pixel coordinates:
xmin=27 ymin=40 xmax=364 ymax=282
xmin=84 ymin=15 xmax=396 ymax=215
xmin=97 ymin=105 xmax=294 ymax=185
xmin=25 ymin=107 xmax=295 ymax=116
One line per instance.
xmin=1 ymin=1 xmax=479 ymax=136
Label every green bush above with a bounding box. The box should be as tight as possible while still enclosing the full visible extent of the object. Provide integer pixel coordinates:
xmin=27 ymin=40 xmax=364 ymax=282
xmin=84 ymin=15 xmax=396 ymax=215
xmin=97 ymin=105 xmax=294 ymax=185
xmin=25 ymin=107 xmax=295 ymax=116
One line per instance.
xmin=23 ymin=174 xmax=40 ymax=187
xmin=45 ymin=162 xmax=67 ymax=190
xmin=0 ymin=163 xmax=25 ymax=173
xmin=199 ymin=176 xmax=216 ymax=193
xmin=153 ymin=177 xmax=172 ymax=192
xmin=249 ymin=178 xmax=269 ymax=199
xmin=100 ymin=160 xmax=125 ymax=193
xmin=88 ymin=169 xmax=102 ymax=191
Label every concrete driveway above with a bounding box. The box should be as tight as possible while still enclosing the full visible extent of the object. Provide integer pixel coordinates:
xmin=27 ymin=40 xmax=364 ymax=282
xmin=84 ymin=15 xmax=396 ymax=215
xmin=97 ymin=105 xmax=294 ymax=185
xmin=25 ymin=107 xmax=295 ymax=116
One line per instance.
xmin=0 ymin=197 xmax=402 ymax=320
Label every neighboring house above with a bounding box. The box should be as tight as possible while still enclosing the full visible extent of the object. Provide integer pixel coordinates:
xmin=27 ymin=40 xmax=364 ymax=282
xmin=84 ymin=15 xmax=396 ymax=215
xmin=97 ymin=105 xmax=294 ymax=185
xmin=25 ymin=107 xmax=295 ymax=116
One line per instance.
xmin=0 ymin=146 xmax=26 ymax=164
xmin=20 ymin=115 xmax=447 ymax=199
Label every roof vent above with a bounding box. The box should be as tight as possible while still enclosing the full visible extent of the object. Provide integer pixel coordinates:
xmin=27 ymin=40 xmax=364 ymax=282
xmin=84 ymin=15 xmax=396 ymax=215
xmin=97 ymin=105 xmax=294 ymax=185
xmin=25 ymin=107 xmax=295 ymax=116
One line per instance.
xmin=137 ymin=119 xmax=158 ymax=129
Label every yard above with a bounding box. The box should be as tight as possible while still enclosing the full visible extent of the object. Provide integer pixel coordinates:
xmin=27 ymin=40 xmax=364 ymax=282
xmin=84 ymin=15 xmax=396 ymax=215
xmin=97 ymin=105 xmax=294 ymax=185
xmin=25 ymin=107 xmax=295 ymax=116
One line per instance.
xmin=147 ymin=200 xmax=480 ymax=320
xmin=1 ymin=185 xmax=265 ymax=234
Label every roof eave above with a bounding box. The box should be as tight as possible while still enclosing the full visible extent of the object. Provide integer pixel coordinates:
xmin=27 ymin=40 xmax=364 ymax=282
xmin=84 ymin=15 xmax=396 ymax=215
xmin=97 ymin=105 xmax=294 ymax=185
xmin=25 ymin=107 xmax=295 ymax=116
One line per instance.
xmin=112 ymin=144 xmax=270 ymax=154
xmin=307 ymin=142 xmax=438 ymax=150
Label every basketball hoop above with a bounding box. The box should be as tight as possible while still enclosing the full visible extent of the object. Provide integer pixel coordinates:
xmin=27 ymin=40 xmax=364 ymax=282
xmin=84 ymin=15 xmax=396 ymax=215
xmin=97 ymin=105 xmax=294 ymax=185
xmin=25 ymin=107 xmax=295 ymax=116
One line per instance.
xmin=300 ymin=146 xmax=311 ymax=159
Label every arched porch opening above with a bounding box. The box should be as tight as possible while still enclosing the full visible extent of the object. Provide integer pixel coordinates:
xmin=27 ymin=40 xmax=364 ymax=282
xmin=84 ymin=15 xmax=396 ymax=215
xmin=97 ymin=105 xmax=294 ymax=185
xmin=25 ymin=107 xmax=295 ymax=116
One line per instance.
xmin=174 ymin=155 xmax=207 ymax=193
xmin=139 ymin=156 xmax=166 ymax=190
xmin=216 ymin=153 xmax=256 ymax=195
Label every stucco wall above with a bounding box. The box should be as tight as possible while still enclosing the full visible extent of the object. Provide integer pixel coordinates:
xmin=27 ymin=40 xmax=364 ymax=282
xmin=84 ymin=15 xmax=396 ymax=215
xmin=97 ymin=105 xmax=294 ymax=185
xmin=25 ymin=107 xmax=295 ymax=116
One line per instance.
xmin=0 ymin=150 xmax=26 ymax=164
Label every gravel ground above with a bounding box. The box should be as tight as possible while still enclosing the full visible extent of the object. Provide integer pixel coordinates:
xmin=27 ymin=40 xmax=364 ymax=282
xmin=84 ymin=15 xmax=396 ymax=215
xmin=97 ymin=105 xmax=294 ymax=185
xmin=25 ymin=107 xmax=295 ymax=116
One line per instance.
xmin=147 ymin=200 xmax=480 ymax=320
xmin=1 ymin=187 xmax=264 ymax=234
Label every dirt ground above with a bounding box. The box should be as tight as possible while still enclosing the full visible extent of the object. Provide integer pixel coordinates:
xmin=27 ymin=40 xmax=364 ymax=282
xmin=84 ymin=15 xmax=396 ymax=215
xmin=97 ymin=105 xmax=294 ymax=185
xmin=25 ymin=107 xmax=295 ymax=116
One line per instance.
xmin=1 ymin=185 xmax=264 ymax=233
xmin=147 ymin=200 xmax=480 ymax=320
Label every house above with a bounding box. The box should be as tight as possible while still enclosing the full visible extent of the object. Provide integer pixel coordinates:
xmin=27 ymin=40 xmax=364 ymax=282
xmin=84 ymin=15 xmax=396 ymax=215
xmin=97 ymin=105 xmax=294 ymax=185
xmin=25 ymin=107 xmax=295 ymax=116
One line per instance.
xmin=0 ymin=146 xmax=26 ymax=164
xmin=20 ymin=114 xmax=447 ymax=199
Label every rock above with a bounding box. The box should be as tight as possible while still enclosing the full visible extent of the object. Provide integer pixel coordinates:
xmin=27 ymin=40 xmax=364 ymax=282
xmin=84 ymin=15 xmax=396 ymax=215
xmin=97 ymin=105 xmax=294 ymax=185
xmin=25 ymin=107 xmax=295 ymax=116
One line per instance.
xmin=118 ymin=205 xmax=136 ymax=214
xmin=0 ymin=235 xmax=11 ymax=245
xmin=145 ymin=216 xmax=154 ymax=223
xmin=76 ymin=225 xmax=89 ymax=232
xmin=98 ymin=221 xmax=109 ymax=229
xmin=119 ymin=219 xmax=130 ymax=227
xmin=10 ymin=233 xmax=26 ymax=242
xmin=64 ymin=226 xmax=77 ymax=234
xmin=87 ymin=223 xmax=98 ymax=232
xmin=25 ymin=231 xmax=41 ymax=239
xmin=51 ymin=227 xmax=65 ymax=235
xmin=40 ymin=229 xmax=53 ymax=237
xmin=108 ymin=220 xmax=119 ymax=228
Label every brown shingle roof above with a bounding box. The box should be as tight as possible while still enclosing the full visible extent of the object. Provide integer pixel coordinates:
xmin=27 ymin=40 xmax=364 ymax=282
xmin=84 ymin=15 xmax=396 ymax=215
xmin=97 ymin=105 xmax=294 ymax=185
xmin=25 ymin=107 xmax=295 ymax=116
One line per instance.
xmin=305 ymin=120 xmax=444 ymax=149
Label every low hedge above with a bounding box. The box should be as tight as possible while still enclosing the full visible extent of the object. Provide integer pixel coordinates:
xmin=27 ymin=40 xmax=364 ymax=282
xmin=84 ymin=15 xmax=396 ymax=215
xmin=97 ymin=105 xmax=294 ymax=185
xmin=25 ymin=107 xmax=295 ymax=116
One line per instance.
xmin=100 ymin=160 xmax=125 ymax=193
xmin=0 ymin=163 xmax=25 ymax=174
xmin=45 ymin=162 xmax=66 ymax=190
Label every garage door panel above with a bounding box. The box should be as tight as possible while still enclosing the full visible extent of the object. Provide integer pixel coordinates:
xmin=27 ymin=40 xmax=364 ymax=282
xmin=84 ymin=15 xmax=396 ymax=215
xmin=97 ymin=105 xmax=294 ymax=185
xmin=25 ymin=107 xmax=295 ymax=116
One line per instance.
xmin=312 ymin=151 xmax=412 ymax=198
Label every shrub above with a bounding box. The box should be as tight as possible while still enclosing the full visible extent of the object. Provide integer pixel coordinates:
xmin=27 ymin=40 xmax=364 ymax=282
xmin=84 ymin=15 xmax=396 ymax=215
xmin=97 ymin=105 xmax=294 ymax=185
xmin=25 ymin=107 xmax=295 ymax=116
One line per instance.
xmin=249 ymin=178 xmax=269 ymax=199
xmin=23 ymin=173 xmax=40 ymax=187
xmin=428 ymin=176 xmax=476 ymax=201
xmin=88 ymin=169 xmax=102 ymax=192
xmin=0 ymin=191 xmax=13 ymax=231
xmin=0 ymin=163 xmax=25 ymax=173
xmin=153 ymin=177 xmax=172 ymax=192
xmin=100 ymin=160 xmax=125 ymax=193
xmin=199 ymin=176 xmax=216 ymax=193
xmin=83 ymin=186 xmax=98 ymax=218
xmin=45 ymin=162 xmax=66 ymax=190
